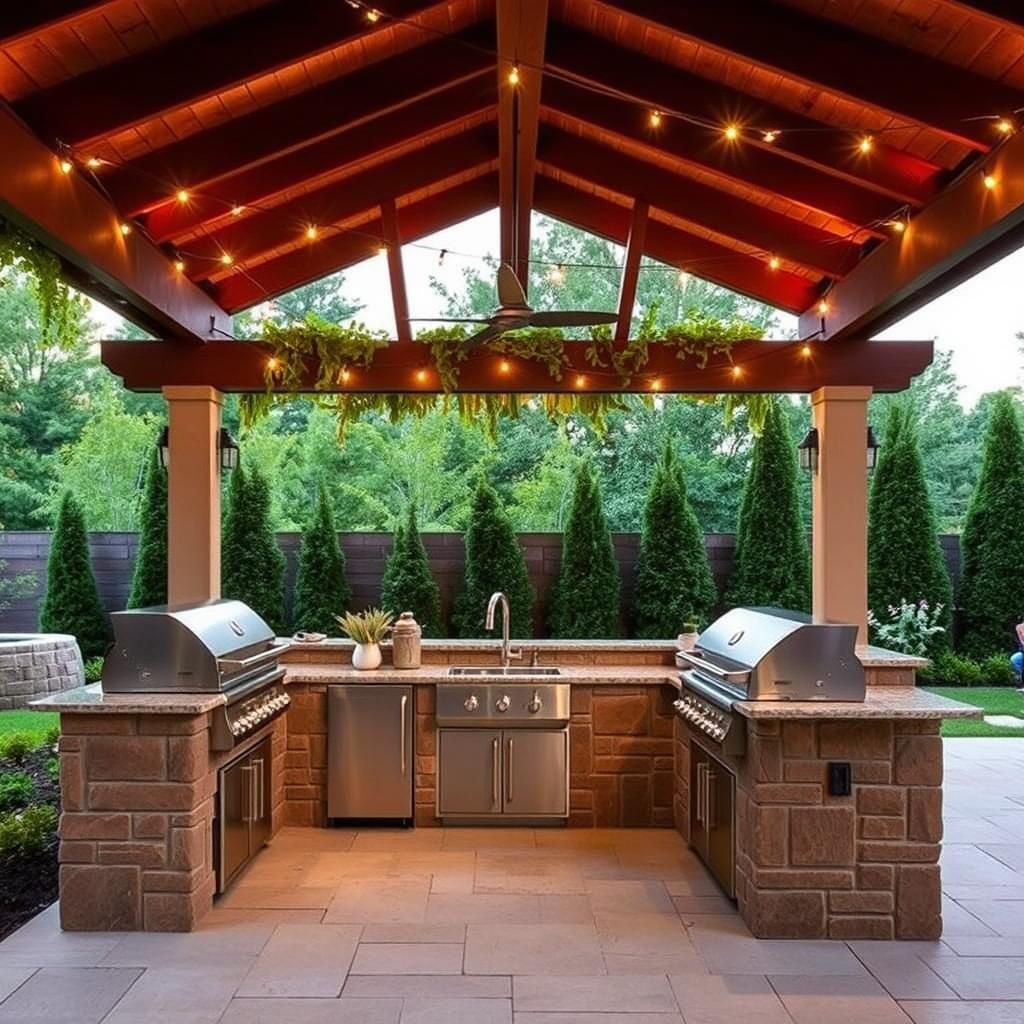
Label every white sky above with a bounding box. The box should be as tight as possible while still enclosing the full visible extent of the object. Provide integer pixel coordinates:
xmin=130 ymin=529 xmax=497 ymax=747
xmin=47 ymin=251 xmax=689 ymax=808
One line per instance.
xmin=94 ymin=207 xmax=1024 ymax=408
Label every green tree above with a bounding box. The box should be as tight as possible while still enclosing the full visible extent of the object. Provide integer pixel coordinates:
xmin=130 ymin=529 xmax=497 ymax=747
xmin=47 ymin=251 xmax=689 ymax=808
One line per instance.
xmin=727 ymin=399 xmax=811 ymax=610
xmin=453 ymin=479 xmax=533 ymax=638
xmin=381 ymin=504 xmax=444 ymax=636
xmin=292 ymin=483 xmax=351 ymax=635
xmin=867 ymin=403 xmax=952 ymax=650
xmin=958 ymin=391 xmax=1024 ymax=657
xmin=547 ymin=461 xmax=621 ymax=637
xmin=634 ymin=446 xmax=717 ymax=637
xmin=233 ymin=274 xmax=364 ymax=339
xmin=222 ymin=464 xmax=287 ymax=633
xmin=39 ymin=492 xmax=110 ymax=658
xmin=127 ymin=448 xmax=168 ymax=608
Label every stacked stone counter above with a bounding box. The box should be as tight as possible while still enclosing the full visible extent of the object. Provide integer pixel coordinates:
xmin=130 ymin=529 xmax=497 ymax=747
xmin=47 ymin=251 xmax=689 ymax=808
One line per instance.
xmin=0 ymin=633 xmax=83 ymax=708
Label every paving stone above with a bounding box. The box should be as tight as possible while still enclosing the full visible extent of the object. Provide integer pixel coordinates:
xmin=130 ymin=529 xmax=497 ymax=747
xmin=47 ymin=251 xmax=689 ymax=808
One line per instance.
xmin=343 ymin=976 xmax=511 ymax=998
xmin=349 ymin=942 xmax=464 ymax=975
xmin=0 ymin=966 xmax=142 ymax=1024
xmin=221 ymin=997 xmax=402 ymax=1023
xmin=102 ymin=964 xmax=249 ymax=1022
xmin=513 ymin=974 xmax=676 ymax=1013
xmin=925 ymin=956 xmax=1024 ymax=999
xmin=669 ymin=973 xmax=792 ymax=1023
xmin=399 ymin=998 xmax=512 ymax=1023
xmin=900 ymin=1002 xmax=1024 ymax=1024
xmin=236 ymin=923 xmax=360 ymax=997
xmin=464 ymin=923 xmax=605 ymax=975
xmin=770 ymin=974 xmax=913 ymax=1024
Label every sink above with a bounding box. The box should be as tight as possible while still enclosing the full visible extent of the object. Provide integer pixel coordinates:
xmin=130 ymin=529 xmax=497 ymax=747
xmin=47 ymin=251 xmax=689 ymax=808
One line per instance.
xmin=447 ymin=666 xmax=562 ymax=677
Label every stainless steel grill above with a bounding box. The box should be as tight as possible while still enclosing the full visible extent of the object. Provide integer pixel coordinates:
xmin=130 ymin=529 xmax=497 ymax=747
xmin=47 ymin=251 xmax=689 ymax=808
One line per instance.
xmin=101 ymin=599 xmax=291 ymax=751
xmin=675 ymin=607 xmax=864 ymax=754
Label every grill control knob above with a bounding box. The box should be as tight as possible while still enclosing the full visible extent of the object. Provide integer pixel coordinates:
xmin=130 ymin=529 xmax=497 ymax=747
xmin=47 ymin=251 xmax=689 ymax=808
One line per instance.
xmin=464 ymin=695 xmax=479 ymax=712
xmin=527 ymin=690 xmax=543 ymax=714
xmin=496 ymin=694 xmax=511 ymax=713
xmin=672 ymin=699 xmax=684 ymax=711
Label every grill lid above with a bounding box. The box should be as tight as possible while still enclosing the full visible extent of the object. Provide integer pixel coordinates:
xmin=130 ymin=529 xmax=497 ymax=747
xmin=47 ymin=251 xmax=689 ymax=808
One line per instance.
xmin=695 ymin=607 xmax=812 ymax=670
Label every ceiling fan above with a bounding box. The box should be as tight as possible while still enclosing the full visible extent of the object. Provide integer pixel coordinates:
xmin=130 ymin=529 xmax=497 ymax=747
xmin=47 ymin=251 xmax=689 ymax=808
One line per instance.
xmin=410 ymin=263 xmax=619 ymax=349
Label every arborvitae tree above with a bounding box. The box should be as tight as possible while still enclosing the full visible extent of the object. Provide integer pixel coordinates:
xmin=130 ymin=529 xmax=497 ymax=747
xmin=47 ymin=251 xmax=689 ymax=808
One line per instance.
xmin=222 ymin=463 xmax=287 ymax=633
xmin=959 ymin=391 xmax=1024 ymax=657
xmin=381 ymin=504 xmax=444 ymax=637
xmin=634 ymin=446 xmax=717 ymax=637
xmin=292 ymin=483 xmax=351 ymax=636
xmin=127 ymin=448 xmax=167 ymax=609
xmin=39 ymin=492 xmax=111 ymax=658
xmin=452 ymin=478 xmax=533 ymax=638
xmin=727 ymin=399 xmax=811 ymax=611
xmin=548 ymin=461 xmax=621 ymax=638
xmin=868 ymin=403 xmax=953 ymax=649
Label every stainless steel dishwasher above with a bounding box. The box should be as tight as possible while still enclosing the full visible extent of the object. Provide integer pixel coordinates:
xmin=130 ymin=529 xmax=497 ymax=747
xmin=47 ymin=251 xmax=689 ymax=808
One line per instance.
xmin=328 ymin=685 xmax=413 ymax=821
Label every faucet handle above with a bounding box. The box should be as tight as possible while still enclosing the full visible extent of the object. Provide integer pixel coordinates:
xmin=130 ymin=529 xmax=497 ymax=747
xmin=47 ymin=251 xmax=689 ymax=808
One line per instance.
xmin=507 ymin=645 xmax=524 ymax=661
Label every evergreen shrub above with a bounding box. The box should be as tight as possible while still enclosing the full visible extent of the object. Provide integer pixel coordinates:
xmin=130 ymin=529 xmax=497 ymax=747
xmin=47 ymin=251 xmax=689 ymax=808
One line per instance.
xmin=633 ymin=446 xmax=717 ymax=637
xmin=726 ymin=399 xmax=811 ymax=611
xmin=453 ymin=479 xmax=533 ymax=638
xmin=127 ymin=447 xmax=168 ymax=608
xmin=548 ymin=461 xmax=621 ymax=638
xmin=293 ymin=483 xmax=351 ymax=636
xmin=39 ymin=492 xmax=111 ymax=659
xmin=381 ymin=504 xmax=444 ymax=636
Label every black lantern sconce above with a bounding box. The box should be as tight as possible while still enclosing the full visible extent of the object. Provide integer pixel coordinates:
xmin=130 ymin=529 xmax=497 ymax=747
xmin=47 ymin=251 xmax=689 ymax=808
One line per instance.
xmin=156 ymin=426 xmax=240 ymax=472
xmin=798 ymin=426 xmax=880 ymax=474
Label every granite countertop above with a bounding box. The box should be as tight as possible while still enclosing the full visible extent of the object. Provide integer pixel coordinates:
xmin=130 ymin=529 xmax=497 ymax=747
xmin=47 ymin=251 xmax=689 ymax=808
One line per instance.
xmin=735 ymin=686 xmax=980 ymax=720
xmin=285 ymin=664 xmax=678 ymax=686
xmin=855 ymin=644 xmax=928 ymax=669
xmin=31 ymin=683 xmax=225 ymax=715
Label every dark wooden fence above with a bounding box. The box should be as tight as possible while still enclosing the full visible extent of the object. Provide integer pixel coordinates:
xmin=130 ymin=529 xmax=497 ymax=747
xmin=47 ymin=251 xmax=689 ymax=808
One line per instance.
xmin=0 ymin=531 xmax=964 ymax=638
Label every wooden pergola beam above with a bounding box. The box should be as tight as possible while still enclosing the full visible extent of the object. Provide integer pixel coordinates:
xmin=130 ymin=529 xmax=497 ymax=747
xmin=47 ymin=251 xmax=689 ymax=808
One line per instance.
xmin=381 ymin=199 xmax=411 ymax=343
xmin=17 ymin=0 xmax=442 ymax=146
xmin=101 ymin=338 xmax=935 ymax=394
xmin=936 ymin=1 xmax=1024 ymax=31
xmin=616 ymin=201 xmax=648 ymax=341
xmin=797 ymin=128 xmax=1024 ymax=339
xmin=0 ymin=1 xmax=115 ymax=46
xmin=598 ymin=0 xmax=1021 ymax=151
xmin=497 ymin=0 xmax=548 ymax=288
xmin=0 ymin=104 xmax=230 ymax=344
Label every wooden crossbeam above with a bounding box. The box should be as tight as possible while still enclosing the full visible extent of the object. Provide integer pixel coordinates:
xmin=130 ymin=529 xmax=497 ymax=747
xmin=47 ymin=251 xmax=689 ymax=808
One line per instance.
xmin=101 ymin=338 xmax=935 ymax=395
xmin=497 ymin=0 xmax=548 ymax=289
xmin=616 ymin=201 xmax=648 ymax=341
xmin=797 ymin=127 xmax=1024 ymax=338
xmin=0 ymin=1 xmax=114 ymax=46
xmin=598 ymin=0 xmax=1021 ymax=151
xmin=936 ymin=1 xmax=1024 ymax=31
xmin=381 ymin=199 xmax=411 ymax=343
xmin=0 ymin=104 xmax=230 ymax=344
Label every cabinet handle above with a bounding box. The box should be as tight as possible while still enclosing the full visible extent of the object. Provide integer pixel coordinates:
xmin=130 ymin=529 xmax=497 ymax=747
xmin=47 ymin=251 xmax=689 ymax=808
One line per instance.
xmin=705 ymin=769 xmax=716 ymax=830
xmin=506 ymin=736 xmax=514 ymax=804
xmin=241 ymin=765 xmax=254 ymax=824
xmin=492 ymin=736 xmax=499 ymax=807
xmin=252 ymin=758 xmax=264 ymax=819
xmin=695 ymin=764 xmax=706 ymax=827
xmin=400 ymin=693 xmax=408 ymax=777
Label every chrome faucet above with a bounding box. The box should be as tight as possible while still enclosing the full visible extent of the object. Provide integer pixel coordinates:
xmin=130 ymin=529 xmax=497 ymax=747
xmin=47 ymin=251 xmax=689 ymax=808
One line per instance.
xmin=486 ymin=591 xmax=522 ymax=667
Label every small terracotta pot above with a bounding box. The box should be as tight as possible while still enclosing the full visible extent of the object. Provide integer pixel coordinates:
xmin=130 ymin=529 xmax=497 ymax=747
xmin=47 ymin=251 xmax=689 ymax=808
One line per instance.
xmin=677 ymin=632 xmax=699 ymax=652
xmin=352 ymin=642 xmax=382 ymax=670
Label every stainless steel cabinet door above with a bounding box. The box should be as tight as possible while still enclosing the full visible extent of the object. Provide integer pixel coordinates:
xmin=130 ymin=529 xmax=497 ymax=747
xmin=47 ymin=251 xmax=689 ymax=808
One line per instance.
xmin=328 ymin=686 xmax=413 ymax=818
xmin=689 ymin=747 xmax=709 ymax=862
xmin=503 ymin=729 xmax=567 ymax=817
xmin=249 ymin=736 xmax=272 ymax=852
xmin=438 ymin=729 xmax=501 ymax=816
xmin=218 ymin=756 xmax=252 ymax=893
xmin=706 ymin=760 xmax=736 ymax=898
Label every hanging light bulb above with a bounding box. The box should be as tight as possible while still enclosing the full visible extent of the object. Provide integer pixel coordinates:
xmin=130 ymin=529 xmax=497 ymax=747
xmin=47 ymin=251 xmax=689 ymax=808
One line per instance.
xmin=801 ymin=343 xmax=812 ymax=358
xmin=58 ymin=157 xmax=73 ymax=174
xmin=305 ymin=224 xmax=319 ymax=241
xmin=173 ymin=258 xmax=185 ymax=273
xmin=119 ymin=222 xmax=132 ymax=236
xmin=415 ymin=369 xmax=429 ymax=384
xmin=888 ymin=216 xmax=907 ymax=234
xmin=267 ymin=357 xmax=280 ymax=372
xmin=508 ymin=64 xmax=520 ymax=86
xmin=731 ymin=365 xmax=743 ymax=380
xmin=378 ymin=243 xmax=389 ymax=257
xmin=365 ymin=8 xmax=380 ymax=22
xmin=650 ymin=378 xmax=662 ymax=392
xmin=86 ymin=157 xmax=102 ymax=169
xmin=817 ymin=298 xmax=830 ymax=316
xmin=858 ymin=135 xmax=874 ymax=153
xmin=548 ymin=264 xmax=565 ymax=285
xmin=677 ymin=269 xmax=689 ymax=286
xmin=220 ymin=252 xmax=234 ymax=266
xmin=996 ymin=117 xmax=1015 ymax=135
xmin=723 ymin=123 xmax=740 ymax=141
xmin=498 ymin=359 xmax=512 ymax=374
xmin=983 ymin=171 xmax=999 ymax=190
xmin=768 ymin=255 xmax=781 ymax=271
xmin=231 ymin=204 xmax=244 ymax=217
xmin=341 ymin=368 xmax=352 ymax=383
xmin=762 ymin=130 xmax=779 ymax=143
xmin=175 ymin=188 xmax=190 ymax=204
xmin=575 ymin=374 xmax=586 ymax=388
xmin=649 ymin=110 xmax=662 ymax=128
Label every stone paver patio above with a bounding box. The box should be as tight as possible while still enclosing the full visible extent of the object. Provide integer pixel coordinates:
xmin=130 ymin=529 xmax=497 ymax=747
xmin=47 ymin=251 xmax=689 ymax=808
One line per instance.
xmin=2 ymin=737 xmax=1024 ymax=1022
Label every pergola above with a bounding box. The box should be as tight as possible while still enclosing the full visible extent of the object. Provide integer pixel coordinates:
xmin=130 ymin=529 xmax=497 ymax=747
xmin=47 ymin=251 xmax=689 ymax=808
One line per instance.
xmin=2 ymin=0 xmax=1023 ymax=638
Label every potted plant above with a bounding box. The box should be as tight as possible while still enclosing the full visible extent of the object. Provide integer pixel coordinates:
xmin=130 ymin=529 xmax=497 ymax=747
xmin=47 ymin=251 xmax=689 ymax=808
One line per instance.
xmin=677 ymin=620 xmax=700 ymax=652
xmin=336 ymin=608 xmax=394 ymax=670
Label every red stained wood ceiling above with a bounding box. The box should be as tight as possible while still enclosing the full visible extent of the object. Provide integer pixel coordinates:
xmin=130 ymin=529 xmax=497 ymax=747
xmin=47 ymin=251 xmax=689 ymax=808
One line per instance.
xmin=1 ymin=0 xmax=1022 ymax=318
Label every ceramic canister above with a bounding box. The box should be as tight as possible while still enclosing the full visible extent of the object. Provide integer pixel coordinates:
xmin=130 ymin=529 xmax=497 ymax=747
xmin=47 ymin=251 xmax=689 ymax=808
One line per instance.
xmin=391 ymin=611 xmax=422 ymax=669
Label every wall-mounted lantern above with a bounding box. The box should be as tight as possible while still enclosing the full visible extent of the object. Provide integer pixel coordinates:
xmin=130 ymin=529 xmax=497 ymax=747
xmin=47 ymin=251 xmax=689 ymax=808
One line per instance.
xmin=798 ymin=425 xmax=880 ymax=474
xmin=156 ymin=426 xmax=240 ymax=472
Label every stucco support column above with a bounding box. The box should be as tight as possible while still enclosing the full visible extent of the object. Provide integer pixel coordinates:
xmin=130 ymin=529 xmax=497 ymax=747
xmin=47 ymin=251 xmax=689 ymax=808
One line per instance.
xmin=162 ymin=385 xmax=223 ymax=605
xmin=810 ymin=386 xmax=872 ymax=642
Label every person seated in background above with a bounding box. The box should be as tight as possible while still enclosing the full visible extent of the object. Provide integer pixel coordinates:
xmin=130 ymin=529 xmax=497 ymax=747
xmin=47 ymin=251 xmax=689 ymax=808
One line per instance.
xmin=1012 ymin=621 xmax=1024 ymax=678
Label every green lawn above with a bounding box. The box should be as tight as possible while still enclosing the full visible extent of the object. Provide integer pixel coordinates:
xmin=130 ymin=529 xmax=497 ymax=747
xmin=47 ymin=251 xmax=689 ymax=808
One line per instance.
xmin=0 ymin=710 xmax=59 ymax=740
xmin=925 ymin=687 xmax=1024 ymax=737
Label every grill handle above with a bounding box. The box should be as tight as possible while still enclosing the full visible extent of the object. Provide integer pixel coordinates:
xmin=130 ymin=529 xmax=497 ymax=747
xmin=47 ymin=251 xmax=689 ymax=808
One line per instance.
xmin=677 ymin=650 xmax=750 ymax=684
xmin=219 ymin=641 xmax=291 ymax=675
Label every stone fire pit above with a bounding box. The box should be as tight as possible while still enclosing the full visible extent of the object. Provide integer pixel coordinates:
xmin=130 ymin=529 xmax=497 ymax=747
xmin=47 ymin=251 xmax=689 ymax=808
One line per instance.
xmin=0 ymin=634 xmax=84 ymax=709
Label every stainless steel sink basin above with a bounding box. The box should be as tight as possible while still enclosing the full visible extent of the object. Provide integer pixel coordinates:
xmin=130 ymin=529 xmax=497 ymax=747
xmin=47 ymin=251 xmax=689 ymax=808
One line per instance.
xmin=447 ymin=666 xmax=562 ymax=677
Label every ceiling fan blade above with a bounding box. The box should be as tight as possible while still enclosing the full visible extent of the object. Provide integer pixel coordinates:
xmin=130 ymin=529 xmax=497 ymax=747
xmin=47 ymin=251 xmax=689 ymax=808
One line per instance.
xmin=408 ymin=317 xmax=492 ymax=323
xmin=461 ymin=323 xmax=507 ymax=351
xmin=528 ymin=310 xmax=620 ymax=327
xmin=497 ymin=263 xmax=528 ymax=309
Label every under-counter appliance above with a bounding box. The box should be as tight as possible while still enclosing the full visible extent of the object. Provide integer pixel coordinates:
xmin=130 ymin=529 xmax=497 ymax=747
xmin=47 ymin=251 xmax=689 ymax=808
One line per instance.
xmin=216 ymin=735 xmax=272 ymax=893
xmin=436 ymin=682 xmax=570 ymax=821
xmin=674 ymin=606 xmax=864 ymax=756
xmin=328 ymin=685 xmax=413 ymax=821
xmin=101 ymin=599 xmax=291 ymax=751
xmin=690 ymin=739 xmax=736 ymax=897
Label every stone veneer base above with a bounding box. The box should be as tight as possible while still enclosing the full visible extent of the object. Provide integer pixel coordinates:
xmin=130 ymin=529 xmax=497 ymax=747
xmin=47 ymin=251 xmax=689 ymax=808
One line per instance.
xmin=0 ymin=634 xmax=83 ymax=709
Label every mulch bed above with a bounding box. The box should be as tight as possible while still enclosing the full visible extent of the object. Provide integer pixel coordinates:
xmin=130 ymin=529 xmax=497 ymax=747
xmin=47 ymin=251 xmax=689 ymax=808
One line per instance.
xmin=0 ymin=745 xmax=60 ymax=942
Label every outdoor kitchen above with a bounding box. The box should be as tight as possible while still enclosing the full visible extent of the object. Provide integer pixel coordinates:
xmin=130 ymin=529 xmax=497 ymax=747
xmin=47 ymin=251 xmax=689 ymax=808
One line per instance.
xmin=33 ymin=594 xmax=977 ymax=941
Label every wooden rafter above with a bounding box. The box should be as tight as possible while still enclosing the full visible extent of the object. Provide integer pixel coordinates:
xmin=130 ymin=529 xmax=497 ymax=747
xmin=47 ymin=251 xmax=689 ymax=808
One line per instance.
xmin=597 ymin=0 xmax=1022 ymax=151
xmin=616 ymin=201 xmax=648 ymax=341
xmin=101 ymin=338 xmax=935 ymax=395
xmin=797 ymin=128 xmax=1024 ymax=338
xmin=213 ymin=173 xmax=498 ymax=312
xmin=544 ymin=25 xmax=942 ymax=208
xmin=539 ymin=127 xmax=862 ymax=278
xmin=0 ymin=1 xmax=115 ymax=46
xmin=16 ymin=0 xmax=443 ymax=146
xmin=0 ymin=104 xmax=230 ymax=344
xmin=101 ymin=33 xmax=493 ymax=216
xmin=935 ymin=1 xmax=1024 ymax=31
xmin=534 ymin=176 xmax=818 ymax=313
xmin=497 ymin=0 xmax=548 ymax=289
xmin=381 ymin=199 xmax=411 ymax=342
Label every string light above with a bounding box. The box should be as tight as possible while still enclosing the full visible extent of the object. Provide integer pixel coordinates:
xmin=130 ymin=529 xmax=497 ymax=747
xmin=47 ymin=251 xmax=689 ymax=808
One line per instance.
xmin=378 ymin=243 xmax=389 ymax=257
xmin=548 ymin=264 xmax=565 ymax=285
xmin=817 ymin=298 xmax=830 ymax=315
xmin=220 ymin=252 xmax=234 ymax=266
xmin=575 ymin=374 xmax=586 ymax=388
xmin=762 ymin=130 xmax=779 ymax=143
xmin=649 ymin=378 xmax=662 ymax=392
xmin=858 ymin=135 xmax=874 ymax=153
xmin=649 ymin=110 xmax=662 ymax=128
xmin=983 ymin=171 xmax=999 ymax=190
xmin=415 ymin=369 xmax=429 ymax=384
xmin=996 ymin=117 xmax=1015 ymax=135
xmin=887 ymin=216 xmax=908 ymax=234
xmin=731 ymin=365 xmax=743 ymax=380
xmin=498 ymin=359 xmax=512 ymax=374
xmin=118 ymin=222 xmax=132 ymax=236
xmin=801 ymin=343 xmax=812 ymax=357
xmin=340 ymin=368 xmax=352 ymax=383
xmin=58 ymin=158 xmax=73 ymax=174
xmin=175 ymin=188 xmax=190 ymax=204
xmin=173 ymin=258 xmax=185 ymax=273
xmin=305 ymin=224 xmax=319 ymax=241
xmin=723 ymin=124 xmax=740 ymax=141
xmin=768 ymin=255 xmax=781 ymax=271
xmin=86 ymin=157 xmax=102 ymax=169
xmin=266 ymin=357 xmax=280 ymax=371
xmin=508 ymin=64 xmax=520 ymax=86
xmin=365 ymin=8 xmax=380 ymax=22
xmin=231 ymin=204 xmax=244 ymax=216
xmin=677 ymin=269 xmax=689 ymax=286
